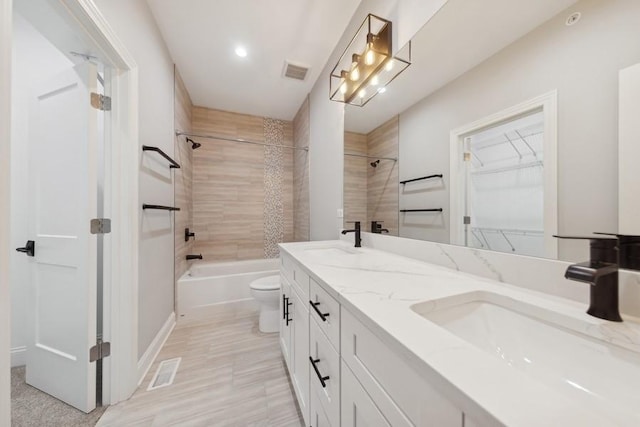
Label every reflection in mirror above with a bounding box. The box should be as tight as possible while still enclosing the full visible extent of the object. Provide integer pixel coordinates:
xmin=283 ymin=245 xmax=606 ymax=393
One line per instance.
xmin=343 ymin=0 xmax=640 ymax=262
xmin=343 ymin=118 xmax=399 ymax=235
xmin=462 ymin=111 xmax=545 ymax=257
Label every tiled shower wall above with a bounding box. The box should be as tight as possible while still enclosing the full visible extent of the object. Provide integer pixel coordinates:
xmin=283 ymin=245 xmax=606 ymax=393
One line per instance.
xmin=344 ymin=132 xmax=368 ymax=226
xmin=293 ymin=97 xmax=310 ymax=242
xmin=174 ymin=68 xmax=194 ymax=281
xmin=368 ymin=116 xmax=399 ymax=236
xmin=190 ymin=107 xmax=294 ymax=261
xmin=343 ymin=116 xmax=399 ymax=235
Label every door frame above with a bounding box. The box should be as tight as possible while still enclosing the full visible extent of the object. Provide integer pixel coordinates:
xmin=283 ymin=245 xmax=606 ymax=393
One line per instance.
xmin=0 ymin=0 xmax=141 ymax=418
xmin=449 ymin=90 xmax=559 ymax=259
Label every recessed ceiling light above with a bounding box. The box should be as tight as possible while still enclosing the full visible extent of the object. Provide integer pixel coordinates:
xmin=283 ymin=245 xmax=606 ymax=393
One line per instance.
xmin=235 ymin=46 xmax=247 ymax=57
xmin=566 ymin=12 xmax=581 ymax=26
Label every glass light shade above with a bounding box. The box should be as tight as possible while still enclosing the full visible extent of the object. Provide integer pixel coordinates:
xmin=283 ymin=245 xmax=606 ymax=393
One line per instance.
xmin=329 ymin=14 xmax=411 ymax=107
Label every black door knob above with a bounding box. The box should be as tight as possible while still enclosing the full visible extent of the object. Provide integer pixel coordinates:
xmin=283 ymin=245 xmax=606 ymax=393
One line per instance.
xmin=16 ymin=240 xmax=35 ymax=257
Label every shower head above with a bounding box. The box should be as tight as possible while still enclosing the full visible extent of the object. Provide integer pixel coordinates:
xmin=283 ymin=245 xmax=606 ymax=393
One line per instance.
xmin=186 ymin=137 xmax=201 ymax=150
xmin=370 ymin=159 xmax=380 ymax=168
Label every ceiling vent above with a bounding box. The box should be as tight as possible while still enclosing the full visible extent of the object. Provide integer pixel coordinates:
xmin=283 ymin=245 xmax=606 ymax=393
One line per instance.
xmin=283 ymin=61 xmax=309 ymax=81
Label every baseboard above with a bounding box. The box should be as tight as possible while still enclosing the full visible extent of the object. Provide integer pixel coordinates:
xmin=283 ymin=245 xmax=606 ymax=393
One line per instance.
xmin=136 ymin=312 xmax=176 ymax=386
xmin=11 ymin=346 xmax=26 ymax=367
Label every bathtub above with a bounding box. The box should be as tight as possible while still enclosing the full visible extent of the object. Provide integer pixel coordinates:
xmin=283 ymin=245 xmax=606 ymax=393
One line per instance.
xmin=177 ymin=258 xmax=280 ymax=316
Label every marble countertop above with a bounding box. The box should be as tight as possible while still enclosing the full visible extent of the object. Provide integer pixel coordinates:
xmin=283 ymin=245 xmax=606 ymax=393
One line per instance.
xmin=279 ymin=240 xmax=640 ymax=427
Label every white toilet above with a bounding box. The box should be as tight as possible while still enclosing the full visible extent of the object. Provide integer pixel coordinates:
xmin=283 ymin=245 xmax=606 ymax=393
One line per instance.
xmin=249 ymin=275 xmax=281 ymax=333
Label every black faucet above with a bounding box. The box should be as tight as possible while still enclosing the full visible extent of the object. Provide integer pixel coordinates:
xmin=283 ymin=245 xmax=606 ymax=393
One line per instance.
xmin=371 ymin=221 xmax=389 ymax=234
xmin=556 ymin=236 xmax=622 ymax=322
xmin=186 ymin=254 xmax=203 ymax=261
xmin=185 ymin=228 xmax=195 ymax=242
xmin=342 ymin=221 xmax=362 ymax=248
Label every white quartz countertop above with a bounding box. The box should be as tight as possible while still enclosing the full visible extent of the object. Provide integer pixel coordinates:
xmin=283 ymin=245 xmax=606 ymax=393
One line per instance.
xmin=279 ymin=240 xmax=640 ymax=427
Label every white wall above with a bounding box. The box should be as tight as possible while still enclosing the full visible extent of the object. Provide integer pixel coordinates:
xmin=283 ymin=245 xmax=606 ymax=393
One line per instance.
xmin=399 ymin=0 xmax=640 ymax=261
xmin=618 ymin=62 xmax=640 ymax=236
xmin=9 ymin=13 xmax=74 ymax=367
xmin=93 ymin=0 xmax=176 ymax=358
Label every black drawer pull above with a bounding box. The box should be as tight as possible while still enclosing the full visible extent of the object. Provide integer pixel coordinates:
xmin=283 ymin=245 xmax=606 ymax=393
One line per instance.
xmin=286 ymin=298 xmax=292 ymax=326
xmin=309 ymin=357 xmax=330 ymax=388
xmin=282 ymin=294 xmax=287 ymax=319
xmin=309 ymin=301 xmax=330 ymax=322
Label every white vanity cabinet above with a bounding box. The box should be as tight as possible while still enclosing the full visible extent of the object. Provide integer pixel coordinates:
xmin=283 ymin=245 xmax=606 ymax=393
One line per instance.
xmin=280 ymin=252 xmax=472 ymax=427
xmin=279 ymin=274 xmax=292 ymax=364
xmin=341 ymin=308 xmax=463 ymax=427
xmin=280 ymin=254 xmax=310 ymax=426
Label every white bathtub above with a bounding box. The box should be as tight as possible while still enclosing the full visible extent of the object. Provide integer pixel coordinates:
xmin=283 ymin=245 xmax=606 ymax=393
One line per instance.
xmin=177 ymin=258 xmax=280 ymax=316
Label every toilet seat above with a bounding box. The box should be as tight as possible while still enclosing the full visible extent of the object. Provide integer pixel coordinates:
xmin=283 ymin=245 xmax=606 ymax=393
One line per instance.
xmin=249 ymin=275 xmax=280 ymax=291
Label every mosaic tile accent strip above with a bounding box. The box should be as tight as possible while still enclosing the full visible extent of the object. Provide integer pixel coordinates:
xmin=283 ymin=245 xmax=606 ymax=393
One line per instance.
xmin=264 ymin=118 xmax=285 ymax=258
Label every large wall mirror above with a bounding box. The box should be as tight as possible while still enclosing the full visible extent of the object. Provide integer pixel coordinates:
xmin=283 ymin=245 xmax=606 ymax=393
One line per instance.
xmin=343 ymin=0 xmax=640 ymax=262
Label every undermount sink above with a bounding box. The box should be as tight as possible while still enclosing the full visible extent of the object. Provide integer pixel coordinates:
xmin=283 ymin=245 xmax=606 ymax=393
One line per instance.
xmin=411 ymin=291 xmax=640 ymax=425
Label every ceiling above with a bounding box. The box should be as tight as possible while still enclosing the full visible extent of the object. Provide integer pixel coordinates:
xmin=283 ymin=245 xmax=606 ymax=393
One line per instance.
xmin=345 ymin=0 xmax=579 ymax=134
xmin=147 ymin=0 xmax=361 ymax=121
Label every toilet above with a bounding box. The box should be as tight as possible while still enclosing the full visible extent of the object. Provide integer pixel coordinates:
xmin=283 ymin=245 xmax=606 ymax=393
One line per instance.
xmin=249 ymin=275 xmax=281 ymax=333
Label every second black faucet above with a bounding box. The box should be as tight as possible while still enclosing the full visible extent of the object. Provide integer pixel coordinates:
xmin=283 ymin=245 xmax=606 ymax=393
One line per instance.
xmin=342 ymin=221 xmax=361 ymax=247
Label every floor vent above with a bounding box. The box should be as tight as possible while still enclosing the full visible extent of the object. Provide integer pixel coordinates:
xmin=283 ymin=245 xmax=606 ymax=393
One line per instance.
xmin=283 ymin=61 xmax=309 ymax=81
xmin=147 ymin=357 xmax=181 ymax=391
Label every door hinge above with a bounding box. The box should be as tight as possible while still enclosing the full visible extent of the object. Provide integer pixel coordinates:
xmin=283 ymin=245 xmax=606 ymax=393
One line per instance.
xmin=463 ymin=216 xmax=471 ymax=225
xmin=463 ymin=152 xmax=471 ymax=162
xmin=90 ymin=218 xmax=111 ymax=234
xmin=91 ymin=93 xmax=111 ymax=111
xmin=90 ymin=339 xmax=111 ymax=362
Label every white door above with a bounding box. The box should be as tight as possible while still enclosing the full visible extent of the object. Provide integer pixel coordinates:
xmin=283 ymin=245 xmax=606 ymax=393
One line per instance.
xmin=22 ymin=62 xmax=99 ymax=413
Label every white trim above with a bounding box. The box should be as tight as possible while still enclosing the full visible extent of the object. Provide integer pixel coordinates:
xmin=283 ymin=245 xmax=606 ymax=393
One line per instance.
xmin=0 ymin=0 xmax=12 ymax=423
xmin=137 ymin=312 xmax=176 ymax=386
xmin=449 ymin=90 xmax=558 ymax=259
xmin=58 ymin=0 xmax=141 ymax=406
xmin=11 ymin=347 xmax=26 ymax=368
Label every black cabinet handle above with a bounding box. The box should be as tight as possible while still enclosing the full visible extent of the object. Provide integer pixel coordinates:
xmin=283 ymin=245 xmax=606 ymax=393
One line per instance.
xmin=309 ymin=301 xmax=330 ymax=322
xmin=309 ymin=357 xmax=330 ymax=388
xmin=285 ymin=297 xmax=292 ymax=326
xmin=16 ymin=240 xmax=35 ymax=257
xmin=282 ymin=294 xmax=287 ymax=320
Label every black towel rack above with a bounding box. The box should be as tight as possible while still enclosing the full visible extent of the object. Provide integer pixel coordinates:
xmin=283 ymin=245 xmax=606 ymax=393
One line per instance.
xmin=400 ymin=174 xmax=443 ymax=185
xmin=142 ymin=145 xmax=181 ymax=169
xmin=400 ymin=208 xmax=443 ymax=213
xmin=142 ymin=204 xmax=181 ymax=211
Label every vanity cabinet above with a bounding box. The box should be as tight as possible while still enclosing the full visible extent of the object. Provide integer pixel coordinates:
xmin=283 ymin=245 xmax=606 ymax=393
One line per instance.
xmin=341 ymin=359 xmax=391 ymax=426
xmin=280 ymin=252 xmax=471 ymax=427
xmin=279 ymin=274 xmax=292 ymax=364
xmin=280 ymin=255 xmax=310 ymax=426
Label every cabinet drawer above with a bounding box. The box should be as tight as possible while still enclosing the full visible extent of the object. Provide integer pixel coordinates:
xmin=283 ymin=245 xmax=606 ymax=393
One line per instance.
xmin=341 ymin=361 xmax=391 ymax=427
xmin=282 ymin=253 xmax=310 ymax=300
xmin=310 ymin=317 xmax=340 ymax=427
xmin=310 ymin=387 xmax=333 ymax=427
xmin=281 ymin=254 xmax=294 ymax=284
xmin=341 ymin=308 xmax=462 ymax=427
xmin=309 ymin=279 xmax=340 ymax=351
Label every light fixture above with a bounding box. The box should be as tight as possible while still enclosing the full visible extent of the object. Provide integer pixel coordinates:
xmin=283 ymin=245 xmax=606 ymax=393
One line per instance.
xmin=235 ymin=46 xmax=247 ymax=57
xmin=330 ymin=14 xmax=411 ymax=107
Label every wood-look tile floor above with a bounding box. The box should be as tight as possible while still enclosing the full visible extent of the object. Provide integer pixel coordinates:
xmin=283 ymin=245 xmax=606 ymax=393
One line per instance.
xmin=97 ymin=301 xmax=304 ymax=427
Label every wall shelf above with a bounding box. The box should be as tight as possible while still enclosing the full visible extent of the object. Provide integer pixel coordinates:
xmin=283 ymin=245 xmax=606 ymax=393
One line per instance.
xmin=142 ymin=204 xmax=181 ymax=211
xmin=142 ymin=145 xmax=181 ymax=169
